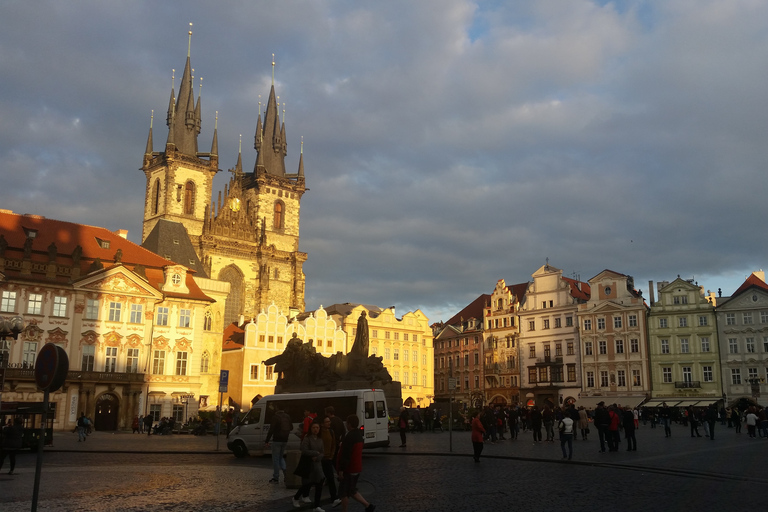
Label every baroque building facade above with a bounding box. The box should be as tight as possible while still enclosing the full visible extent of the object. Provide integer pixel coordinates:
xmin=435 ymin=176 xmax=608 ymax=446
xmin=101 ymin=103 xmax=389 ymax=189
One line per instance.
xmin=433 ymin=294 xmax=488 ymax=408
xmin=141 ymin=38 xmax=307 ymax=328
xmin=0 ymin=210 xmax=228 ymax=430
xmin=482 ymin=280 xmax=527 ymax=406
xmin=646 ymin=277 xmax=721 ymax=408
xmin=715 ymin=271 xmax=768 ymax=407
xmin=576 ymin=269 xmax=649 ymax=408
xmin=220 ymin=304 xmax=346 ymax=408
xmin=518 ymin=263 xmax=589 ymax=408
xmin=317 ymin=304 xmax=434 ymax=408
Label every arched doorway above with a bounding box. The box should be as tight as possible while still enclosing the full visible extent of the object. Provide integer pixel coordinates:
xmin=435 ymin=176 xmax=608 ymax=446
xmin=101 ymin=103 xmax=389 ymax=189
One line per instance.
xmin=404 ymin=397 xmax=415 ymax=408
xmin=95 ymin=393 xmax=120 ymax=431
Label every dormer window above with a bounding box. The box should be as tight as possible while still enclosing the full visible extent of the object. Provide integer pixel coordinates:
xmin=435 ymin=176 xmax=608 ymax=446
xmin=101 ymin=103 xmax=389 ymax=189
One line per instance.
xmin=24 ymin=228 xmax=37 ymax=239
xmin=95 ymin=238 xmax=110 ymax=249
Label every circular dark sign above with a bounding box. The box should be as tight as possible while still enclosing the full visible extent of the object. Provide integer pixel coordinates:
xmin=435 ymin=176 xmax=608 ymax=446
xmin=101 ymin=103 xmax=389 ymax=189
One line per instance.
xmin=35 ymin=343 xmax=69 ymax=392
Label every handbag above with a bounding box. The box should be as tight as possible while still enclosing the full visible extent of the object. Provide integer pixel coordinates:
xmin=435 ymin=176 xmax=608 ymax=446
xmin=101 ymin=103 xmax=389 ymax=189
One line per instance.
xmin=293 ymin=454 xmax=312 ymax=478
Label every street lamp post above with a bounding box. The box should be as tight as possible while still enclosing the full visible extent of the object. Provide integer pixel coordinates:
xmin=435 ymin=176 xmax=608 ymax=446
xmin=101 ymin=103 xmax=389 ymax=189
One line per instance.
xmin=0 ymin=315 xmax=25 ymax=413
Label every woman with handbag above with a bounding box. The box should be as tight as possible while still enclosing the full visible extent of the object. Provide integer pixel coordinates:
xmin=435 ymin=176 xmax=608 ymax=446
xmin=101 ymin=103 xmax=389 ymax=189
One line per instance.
xmin=292 ymin=422 xmax=325 ymax=512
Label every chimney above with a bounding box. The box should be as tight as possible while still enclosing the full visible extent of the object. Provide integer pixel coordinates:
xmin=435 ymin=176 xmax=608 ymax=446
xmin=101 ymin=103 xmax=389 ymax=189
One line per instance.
xmin=648 ymin=281 xmax=655 ymax=304
xmin=114 ymin=229 xmax=129 ymax=239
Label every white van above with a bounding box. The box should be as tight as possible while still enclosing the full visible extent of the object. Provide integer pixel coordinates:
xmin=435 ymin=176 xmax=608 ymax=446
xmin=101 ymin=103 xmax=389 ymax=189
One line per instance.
xmin=227 ymin=389 xmax=390 ymax=457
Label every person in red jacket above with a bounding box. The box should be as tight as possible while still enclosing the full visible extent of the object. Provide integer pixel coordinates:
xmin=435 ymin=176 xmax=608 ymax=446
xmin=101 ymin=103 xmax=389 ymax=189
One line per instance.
xmin=336 ymin=415 xmax=375 ymax=512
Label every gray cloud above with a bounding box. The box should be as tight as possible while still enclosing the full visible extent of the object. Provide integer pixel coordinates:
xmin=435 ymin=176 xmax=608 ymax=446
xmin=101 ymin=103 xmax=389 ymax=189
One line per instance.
xmin=1 ymin=0 xmax=767 ymax=322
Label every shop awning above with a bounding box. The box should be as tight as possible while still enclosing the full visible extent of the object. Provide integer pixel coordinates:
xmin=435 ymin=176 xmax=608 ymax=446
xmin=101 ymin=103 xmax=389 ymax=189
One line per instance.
xmin=574 ymin=396 xmax=646 ymax=410
xmin=639 ymin=399 xmax=681 ymax=408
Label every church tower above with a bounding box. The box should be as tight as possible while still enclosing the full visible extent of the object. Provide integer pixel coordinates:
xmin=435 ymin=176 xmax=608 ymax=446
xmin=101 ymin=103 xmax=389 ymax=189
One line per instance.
xmin=141 ymin=26 xmax=220 ymax=247
xmin=142 ymin=37 xmax=307 ymax=327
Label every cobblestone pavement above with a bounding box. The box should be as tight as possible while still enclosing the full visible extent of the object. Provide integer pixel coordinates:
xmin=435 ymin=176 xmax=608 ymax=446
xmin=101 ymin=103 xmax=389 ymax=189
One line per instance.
xmin=0 ymin=423 xmax=765 ymax=511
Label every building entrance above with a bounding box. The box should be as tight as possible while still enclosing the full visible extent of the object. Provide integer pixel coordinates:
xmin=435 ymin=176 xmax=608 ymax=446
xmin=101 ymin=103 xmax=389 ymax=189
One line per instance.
xmin=95 ymin=393 xmax=119 ymax=431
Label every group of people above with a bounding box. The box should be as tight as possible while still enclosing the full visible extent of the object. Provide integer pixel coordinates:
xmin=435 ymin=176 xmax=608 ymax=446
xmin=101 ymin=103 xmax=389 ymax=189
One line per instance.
xmin=395 ymin=406 xmax=443 ymax=448
xmin=264 ymin=405 xmax=375 ymax=512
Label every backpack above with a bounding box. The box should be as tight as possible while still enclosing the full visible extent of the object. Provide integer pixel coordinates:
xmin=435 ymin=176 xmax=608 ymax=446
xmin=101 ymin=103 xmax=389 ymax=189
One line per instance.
xmin=278 ymin=412 xmax=293 ymax=436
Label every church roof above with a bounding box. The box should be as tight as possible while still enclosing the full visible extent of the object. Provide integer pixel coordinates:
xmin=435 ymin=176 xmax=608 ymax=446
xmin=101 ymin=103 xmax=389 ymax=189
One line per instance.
xmin=141 ymin=219 xmax=208 ymax=278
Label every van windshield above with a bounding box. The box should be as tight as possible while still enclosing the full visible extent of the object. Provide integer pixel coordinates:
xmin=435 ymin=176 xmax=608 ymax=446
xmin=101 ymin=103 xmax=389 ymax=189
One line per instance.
xmin=240 ymin=407 xmax=261 ymax=425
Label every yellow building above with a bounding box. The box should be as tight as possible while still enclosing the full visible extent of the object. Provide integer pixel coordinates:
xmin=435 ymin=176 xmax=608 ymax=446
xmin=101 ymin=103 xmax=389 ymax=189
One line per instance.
xmin=220 ymin=304 xmax=346 ymax=408
xmin=319 ymin=304 xmax=435 ymax=408
xmin=0 ymin=210 xmax=227 ymax=430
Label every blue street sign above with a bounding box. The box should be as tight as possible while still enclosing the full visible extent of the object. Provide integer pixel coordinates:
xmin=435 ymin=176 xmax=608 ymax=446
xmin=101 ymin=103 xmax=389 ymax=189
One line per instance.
xmin=219 ymin=370 xmax=229 ymax=392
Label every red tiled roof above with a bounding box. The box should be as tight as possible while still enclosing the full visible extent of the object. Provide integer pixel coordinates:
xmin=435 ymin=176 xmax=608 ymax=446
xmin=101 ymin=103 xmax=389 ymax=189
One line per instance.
xmin=732 ymin=273 xmax=768 ymax=297
xmin=222 ymin=322 xmax=245 ymax=351
xmin=563 ymin=277 xmax=591 ymax=300
xmin=445 ymin=294 xmax=491 ymax=326
xmin=0 ymin=210 xmax=211 ymax=302
xmin=507 ymin=282 xmax=529 ymax=302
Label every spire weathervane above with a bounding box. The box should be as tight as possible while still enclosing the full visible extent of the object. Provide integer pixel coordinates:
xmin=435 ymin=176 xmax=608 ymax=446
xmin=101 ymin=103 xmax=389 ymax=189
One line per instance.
xmin=150 ymin=109 xmax=154 ymax=128
xmin=301 ymin=136 xmax=303 ymax=154
xmin=239 ymin=134 xmax=242 ymax=154
xmin=215 ymin=110 xmax=218 ymax=130
xmin=199 ymin=77 xmax=203 ymax=98
xmin=272 ymin=53 xmax=275 ymax=85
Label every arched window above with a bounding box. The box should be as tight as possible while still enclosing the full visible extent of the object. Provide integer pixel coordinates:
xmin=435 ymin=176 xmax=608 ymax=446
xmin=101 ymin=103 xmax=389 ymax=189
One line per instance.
xmin=152 ymin=179 xmax=161 ymax=214
xmin=203 ymin=311 xmax=212 ymax=331
xmin=184 ymin=181 xmax=195 ymax=215
xmin=200 ymin=351 xmax=210 ymax=373
xmin=273 ymin=201 xmax=284 ymax=229
xmin=218 ymin=265 xmax=244 ymax=328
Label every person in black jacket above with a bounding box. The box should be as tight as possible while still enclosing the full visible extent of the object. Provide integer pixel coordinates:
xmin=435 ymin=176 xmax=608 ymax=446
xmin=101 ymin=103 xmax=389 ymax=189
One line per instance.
xmin=593 ymin=402 xmax=610 ymax=452
xmin=622 ymin=407 xmax=637 ymax=451
xmin=265 ymin=408 xmax=293 ymax=484
xmin=0 ymin=418 xmax=24 ymax=474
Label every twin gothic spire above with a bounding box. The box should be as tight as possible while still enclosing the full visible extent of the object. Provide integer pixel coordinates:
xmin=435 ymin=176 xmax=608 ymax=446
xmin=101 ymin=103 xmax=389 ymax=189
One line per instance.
xmin=145 ymin=27 xmax=302 ymax=179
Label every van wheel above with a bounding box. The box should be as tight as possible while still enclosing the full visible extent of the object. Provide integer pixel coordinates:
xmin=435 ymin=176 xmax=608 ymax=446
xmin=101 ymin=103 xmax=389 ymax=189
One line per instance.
xmin=232 ymin=441 xmax=248 ymax=458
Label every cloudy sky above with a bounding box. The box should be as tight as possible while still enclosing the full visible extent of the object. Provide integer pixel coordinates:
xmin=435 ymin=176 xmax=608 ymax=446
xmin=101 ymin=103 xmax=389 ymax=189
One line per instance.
xmin=2 ymin=0 xmax=767 ymax=323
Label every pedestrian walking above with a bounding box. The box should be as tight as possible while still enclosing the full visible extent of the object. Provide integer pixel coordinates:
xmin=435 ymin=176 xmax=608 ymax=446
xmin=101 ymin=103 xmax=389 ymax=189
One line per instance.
xmin=622 ymin=406 xmax=636 ymax=451
xmin=688 ymin=406 xmax=702 ymax=437
xmin=77 ymin=412 xmax=88 ymax=442
xmin=706 ymin=404 xmax=718 ymax=440
xmin=732 ymin=407 xmax=742 ymax=434
xmin=265 ymin=407 xmax=293 ymax=484
xmin=132 ymin=415 xmax=140 ymax=434
xmin=578 ymin=406 xmax=590 ymax=440
xmin=336 ymin=414 xmax=375 ymax=512
xmin=320 ymin=417 xmax=341 ymax=508
xmin=594 ymin=402 xmax=610 ymax=451
xmin=530 ymin=406 xmax=543 ymax=444
xmin=746 ymin=408 xmax=758 ymax=438
xmin=470 ymin=410 xmax=485 ymax=463
xmin=0 ymin=418 xmax=24 ymax=474
xmin=660 ymin=402 xmax=672 ymax=437
xmin=143 ymin=414 xmax=153 ymax=436
xmin=398 ymin=407 xmax=408 ymax=447
xmin=558 ymin=414 xmax=574 ymax=460
xmin=292 ymin=422 xmax=325 ymax=512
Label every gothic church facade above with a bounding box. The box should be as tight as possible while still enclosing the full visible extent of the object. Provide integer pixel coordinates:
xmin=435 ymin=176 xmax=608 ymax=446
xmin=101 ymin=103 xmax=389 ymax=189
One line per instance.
xmin=141 ymin=40 xmax=307 ymax=327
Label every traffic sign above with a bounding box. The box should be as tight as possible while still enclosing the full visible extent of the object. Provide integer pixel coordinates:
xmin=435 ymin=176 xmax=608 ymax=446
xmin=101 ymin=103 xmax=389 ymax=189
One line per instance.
xmin=219 ymin=370 xmax=229 ymax=392
xmin=34 ymin=344 xmax=69 ymax=392
xmin=448 ymin=377 xmax=457 ymax=390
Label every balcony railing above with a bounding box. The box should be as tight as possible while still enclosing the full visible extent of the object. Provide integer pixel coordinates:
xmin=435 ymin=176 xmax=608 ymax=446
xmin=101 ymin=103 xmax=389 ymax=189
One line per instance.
xmin=0 ymin=367 xmax=145 ymax=383
xmin=535 ymin=356 xmax=563 ymax=366
xmin=675 ymin=381 xmax=701 ymax=389
xmin=484 ymin=363 xmax=518 ymax=374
